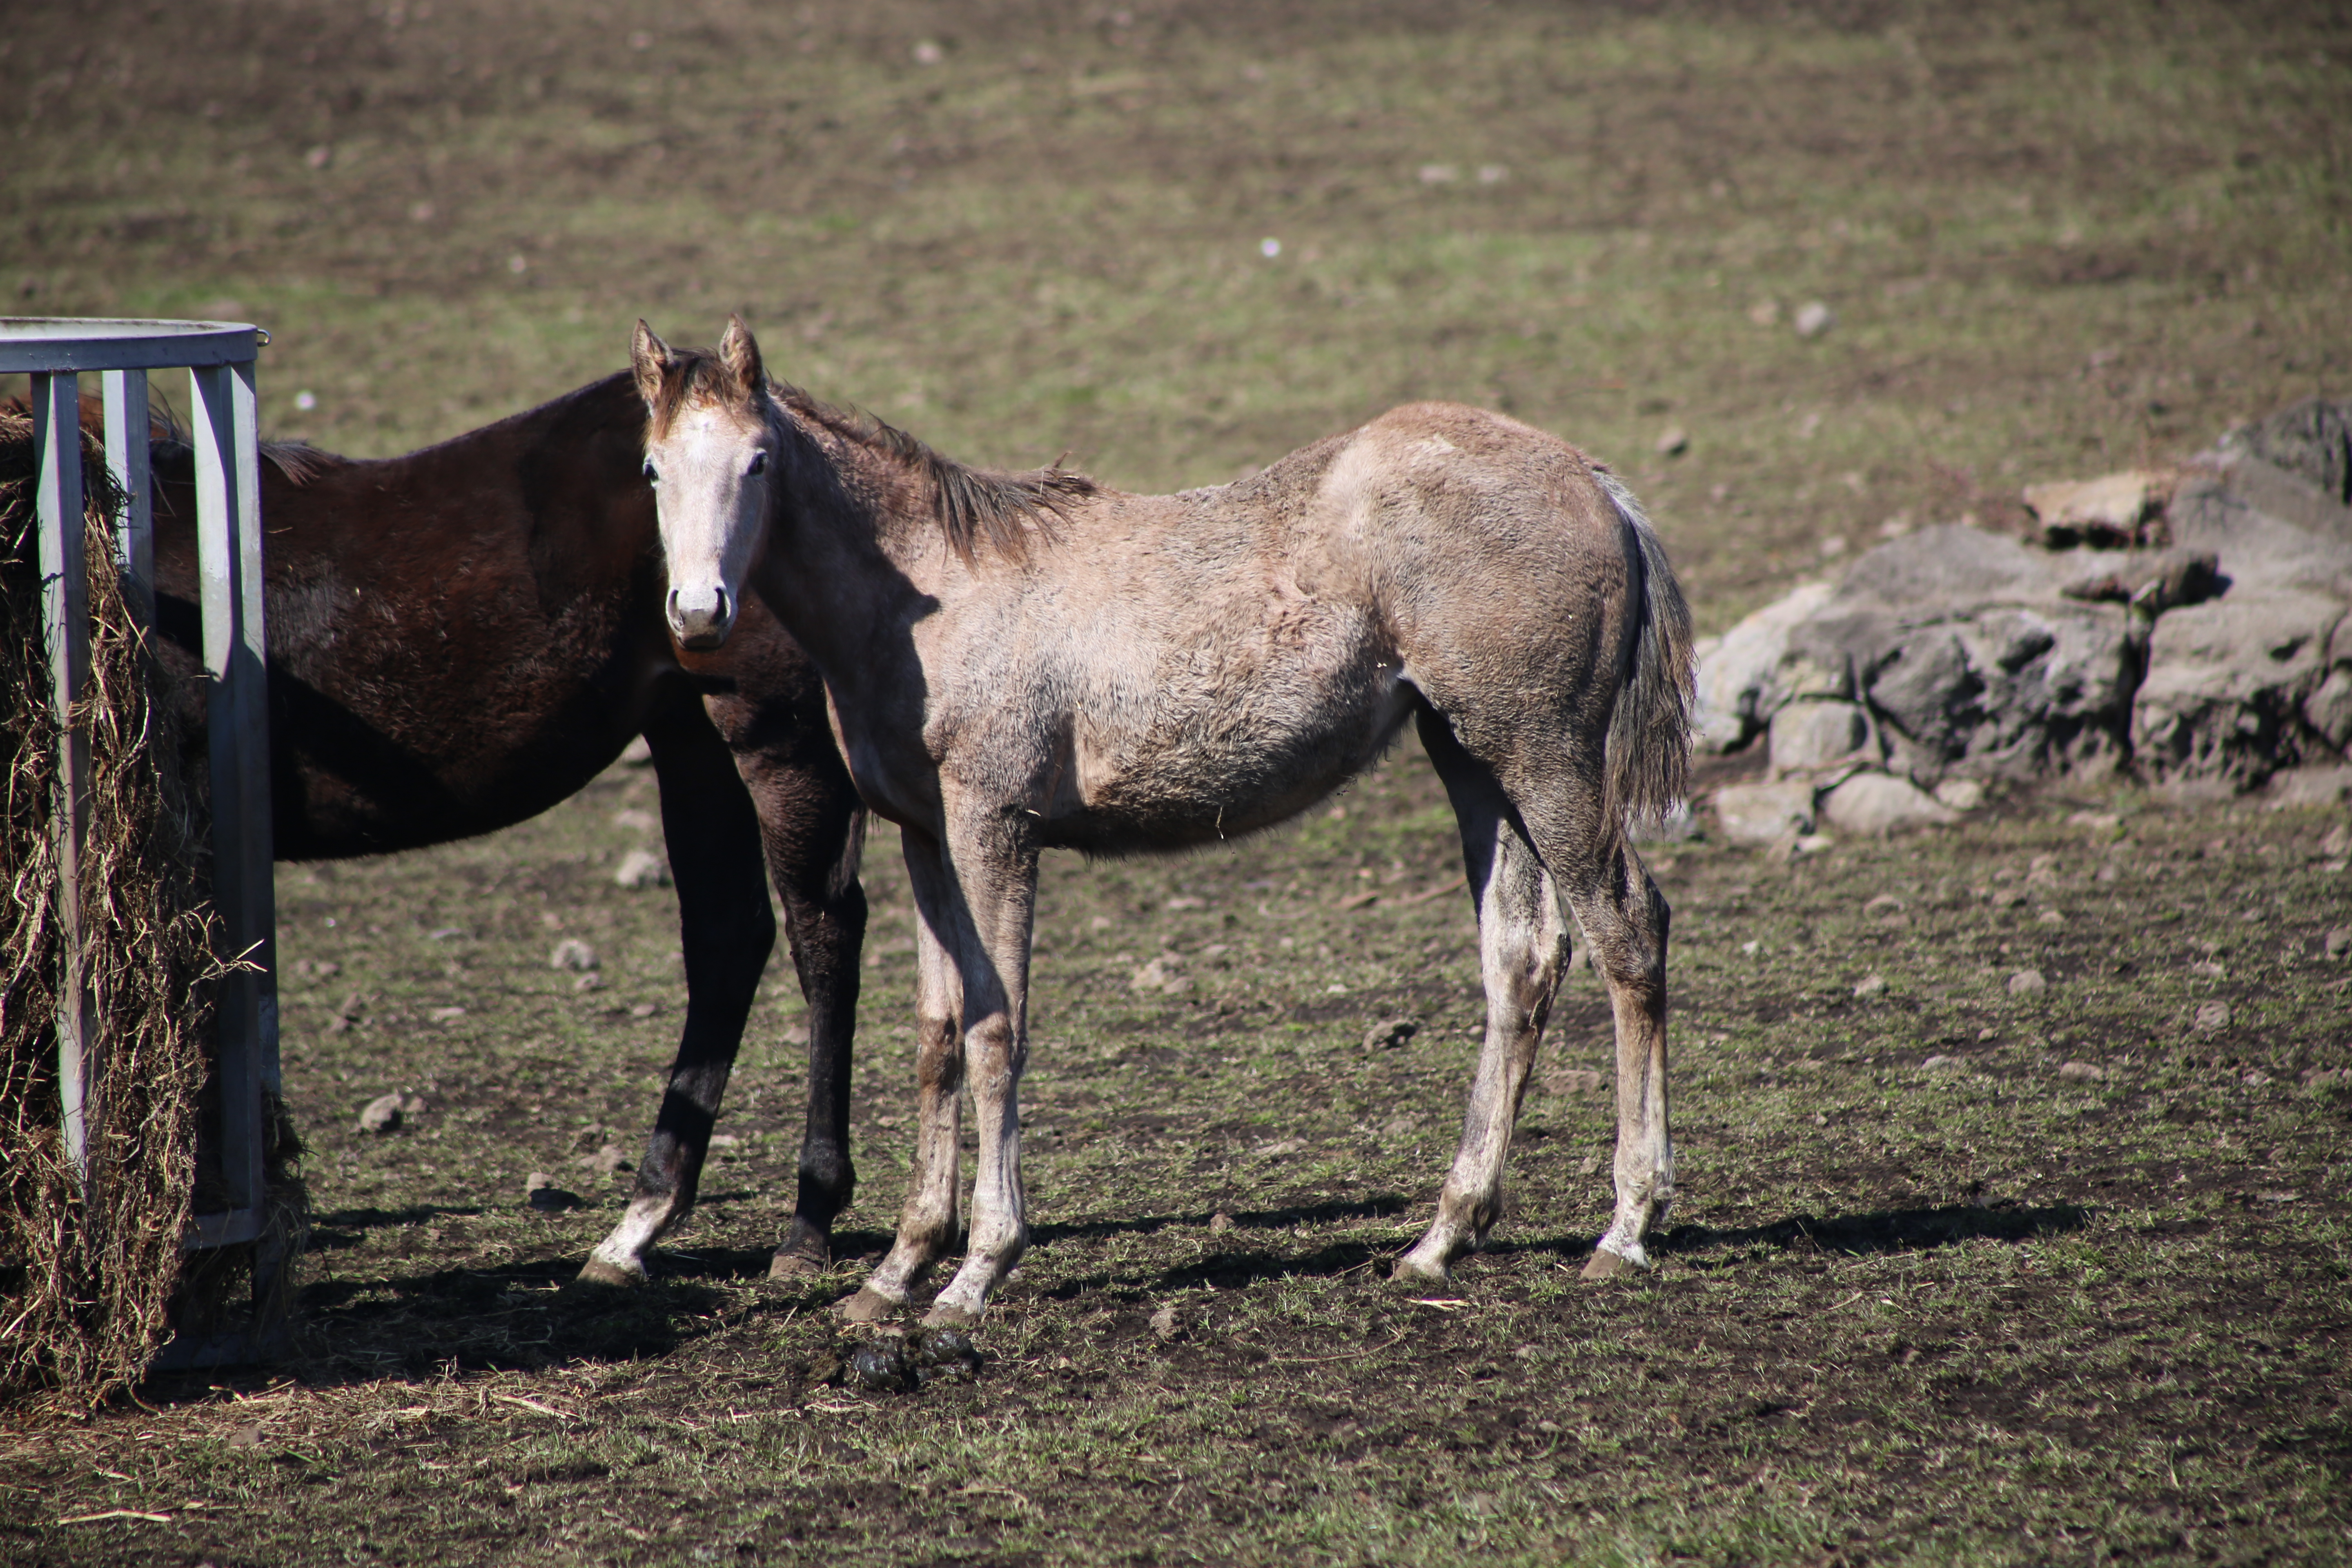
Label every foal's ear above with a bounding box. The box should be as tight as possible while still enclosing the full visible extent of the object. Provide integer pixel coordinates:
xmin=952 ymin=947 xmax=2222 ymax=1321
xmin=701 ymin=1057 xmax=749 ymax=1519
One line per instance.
xmin=630 ymin=319 xmax=671 ymax=409
xmin=719 ymin=314 xmax=764 ymax=397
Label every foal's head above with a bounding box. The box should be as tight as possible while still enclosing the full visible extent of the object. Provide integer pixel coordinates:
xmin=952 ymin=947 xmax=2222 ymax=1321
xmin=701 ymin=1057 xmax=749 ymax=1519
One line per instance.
xmin=633 ymin=314 xmax=774 ymax=651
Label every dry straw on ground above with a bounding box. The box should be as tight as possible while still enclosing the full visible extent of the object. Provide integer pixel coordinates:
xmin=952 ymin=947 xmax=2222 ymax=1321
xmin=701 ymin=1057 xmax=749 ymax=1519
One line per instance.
xmin=0 ymin=408 xmax=240 ymax=1404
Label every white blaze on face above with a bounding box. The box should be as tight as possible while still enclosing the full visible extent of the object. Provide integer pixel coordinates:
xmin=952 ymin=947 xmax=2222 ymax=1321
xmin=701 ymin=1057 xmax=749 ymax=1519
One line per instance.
xmin=648 ymin=401 xmax=768 ymax=650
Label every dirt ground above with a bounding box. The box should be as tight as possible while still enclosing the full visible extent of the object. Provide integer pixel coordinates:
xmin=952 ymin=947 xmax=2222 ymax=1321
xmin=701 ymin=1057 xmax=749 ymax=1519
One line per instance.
xmin=3 ymin=2 xmax=2350 ymax=1564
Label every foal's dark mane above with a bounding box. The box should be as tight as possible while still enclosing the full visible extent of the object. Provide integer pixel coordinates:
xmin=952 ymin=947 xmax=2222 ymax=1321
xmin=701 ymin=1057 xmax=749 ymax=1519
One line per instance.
xmin=647 ymin=344 xmax=1098 ymax=565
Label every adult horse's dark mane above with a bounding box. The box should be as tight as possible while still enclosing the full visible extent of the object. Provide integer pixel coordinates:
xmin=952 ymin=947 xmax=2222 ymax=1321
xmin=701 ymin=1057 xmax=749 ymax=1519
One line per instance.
xmin=644 ymin=342 xmax=1099 ymax=564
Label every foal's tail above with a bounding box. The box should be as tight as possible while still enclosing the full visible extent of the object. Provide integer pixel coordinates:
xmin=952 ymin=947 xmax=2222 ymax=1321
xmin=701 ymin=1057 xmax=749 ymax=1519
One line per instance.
xmin=1594 ymin=468 xmax=1695 ymax=829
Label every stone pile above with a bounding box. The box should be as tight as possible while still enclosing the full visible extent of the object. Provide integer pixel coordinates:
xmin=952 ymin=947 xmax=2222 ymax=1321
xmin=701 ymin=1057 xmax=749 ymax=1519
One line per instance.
xmin=1700 ymin=398 xmax=2352 ymax=842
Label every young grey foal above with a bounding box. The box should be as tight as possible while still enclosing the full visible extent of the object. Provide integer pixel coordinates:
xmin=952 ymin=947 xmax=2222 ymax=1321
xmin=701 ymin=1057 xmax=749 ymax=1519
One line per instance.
xmin=635 ymin=316 xmax=1693 ymax=1326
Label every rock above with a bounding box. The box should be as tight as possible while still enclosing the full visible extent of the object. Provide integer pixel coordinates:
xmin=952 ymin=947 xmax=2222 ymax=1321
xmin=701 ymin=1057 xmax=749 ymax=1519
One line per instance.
xmin=2322 ymin=824 xmax=2350 ymax=858
xmin=357 ymin=1092 xmax=403 ymax=1134
xmin=1149 ymin=1305 xmax=1178 ymax=1339
xmin=579 ymin=1143 xmax=631 ymax=1175
xmin=2060 ymin=549 xmax=2223 ymax=614
xmin=1793 ymin=300 xmax=1835 ymax=338
xmin=1768 ymin=700 xmax=1877 ymax=775
xmin=614 ymin=849 xmax=671 ymax=889
xmin=2227 ymin=396 xmax=2352 ymax=504
xmin=1129 ymin=956 xmax=1189 ymax=995
xmin=1821 ymin=772 xmax=1959 ymax=834
xmin=2057 ymin=1061 xmax=2105 ymax=1082
xmin=2193 ymin=1001 xmax=2231 ymax=1033
xmin=1209 ymin=1210 xmax=1234 ymax=1234
xmin=1363 ymin=1017 xmax=1418 ymax=1050
xmin=2187 ymin=959 xmax=2225 ymax=979
xmin=547 ymin=939 xmax=596 ymax=972
xmin=2265 ymin=765 xmax=2352 ymax=810
xmin=2306 ymin=667 xmax=2352 ymax=751
xmin=2007 ymin=970 xmax=2047 ymax=996
xmin=1690 ymin=581 xmax=1839 ymax=752
xmin=1933 ymin=777 xmax=1987 ymax=811
xmin=1655 ymin=425 xmax=1689 ymax=457
xmin=2323 ymin=926 xmax=2350 ymax=960
xmin=1853 ymin=972 xmax=1887 ymax=998
xmin=1253 ymin=1137 xmax=1307 ymax=1159
xmin=2022 ymin=470 xmax=2174 ymax=548
xmin=401 ymin=1094 xmax=428 ymax=1116
xmin=1920 ymin=1054 xmax=1964 ymax=1071
xmin=1714 ymin=780 xmax=1816 ymax=843
xmin=526 ymin=1174 xmax=582 ymax=1211
xmin=574 ymin=972 xmax=605 ymax=993
xmin=2131 ymin=590 xmax=2345 ymax=786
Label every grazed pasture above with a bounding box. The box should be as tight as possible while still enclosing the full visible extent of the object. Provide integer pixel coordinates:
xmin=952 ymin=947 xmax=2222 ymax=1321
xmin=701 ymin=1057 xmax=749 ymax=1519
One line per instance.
xmin=3 ymin=1 xmax=2349 ymax=1563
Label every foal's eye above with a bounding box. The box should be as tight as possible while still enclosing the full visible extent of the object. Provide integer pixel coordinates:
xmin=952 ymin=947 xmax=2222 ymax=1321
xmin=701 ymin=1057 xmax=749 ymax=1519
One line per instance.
xmin=641 ymin=461 xmax=658 ymax=484
xmin=747 ymin=451 xmax=768 ymax=477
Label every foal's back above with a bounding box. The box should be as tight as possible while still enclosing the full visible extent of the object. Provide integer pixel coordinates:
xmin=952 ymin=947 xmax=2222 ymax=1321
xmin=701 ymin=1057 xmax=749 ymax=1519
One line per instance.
xmin=939 ymin=403 xmax=1640 ymax=853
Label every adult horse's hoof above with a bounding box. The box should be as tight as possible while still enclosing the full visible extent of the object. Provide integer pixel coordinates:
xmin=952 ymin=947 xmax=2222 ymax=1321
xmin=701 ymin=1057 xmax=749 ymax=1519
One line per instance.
xmin=768 ymin=1242 xmax=829 ymax=1281
xmin=1581 ymin=1246 xmax=1639 ymax=1281
xmin=835 ymin=1285 xmax=900 ymax=1323
xmin=920 ymin=1301 xmax=980 ymax=1331
xmin=574 ymin=1255 xmax=644 ymax=1289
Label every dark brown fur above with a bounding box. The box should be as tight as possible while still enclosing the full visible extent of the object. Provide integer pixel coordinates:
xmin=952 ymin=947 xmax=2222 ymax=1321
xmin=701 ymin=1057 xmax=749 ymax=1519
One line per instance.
xmin=134 ymin=374 xmax=870 ymax=1281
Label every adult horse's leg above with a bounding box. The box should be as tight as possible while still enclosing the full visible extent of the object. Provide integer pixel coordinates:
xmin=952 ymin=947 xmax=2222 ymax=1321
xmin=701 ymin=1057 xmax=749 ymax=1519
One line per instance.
xmin=581 ymin=692 xmax=776 ymax=1285
xmin=1395 ymin=708 xmax=1575 ymax=1288
xmin=840 ymin=827 xmax=967 ymax=1321
xmin=727 ymin=732 xmax=870 ymax=1278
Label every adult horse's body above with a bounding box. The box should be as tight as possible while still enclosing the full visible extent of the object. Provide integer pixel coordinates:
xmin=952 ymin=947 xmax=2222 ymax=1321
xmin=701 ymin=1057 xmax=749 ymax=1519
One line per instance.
xmin=635 ymin=318 xmax=1695 ymax=1328
xmin=140 ymin=372 xmax=869 ymax=1285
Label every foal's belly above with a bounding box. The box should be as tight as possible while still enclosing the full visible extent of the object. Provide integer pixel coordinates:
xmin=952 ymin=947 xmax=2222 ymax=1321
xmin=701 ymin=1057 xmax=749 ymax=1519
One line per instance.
xmin=1036 ymin=674 xmax=1419 ymax=855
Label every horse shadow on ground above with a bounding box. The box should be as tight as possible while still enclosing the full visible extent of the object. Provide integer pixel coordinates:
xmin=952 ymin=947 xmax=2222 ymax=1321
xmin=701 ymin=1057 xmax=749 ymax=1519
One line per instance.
xmin=141 ymin=1199 xmax=2091 ymax=1399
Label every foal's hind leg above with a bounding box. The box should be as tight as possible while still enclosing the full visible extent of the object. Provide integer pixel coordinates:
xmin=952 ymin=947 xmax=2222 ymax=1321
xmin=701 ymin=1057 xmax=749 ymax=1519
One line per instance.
xmin=1512 ymin=772 xmax=1674 ymax=1278
xmin=1396 ymin=713 xmax=1574 ymax=1287
xmin=839 ymin=829 xmax=966 ymax=1322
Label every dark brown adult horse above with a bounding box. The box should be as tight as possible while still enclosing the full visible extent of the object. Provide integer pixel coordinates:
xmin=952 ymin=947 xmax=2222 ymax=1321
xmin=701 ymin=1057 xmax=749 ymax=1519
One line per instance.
xmin=637 ymin=317 xmax=1693 ymax=1329
xmin=139 ymin=372 xmax=867 ymax=1286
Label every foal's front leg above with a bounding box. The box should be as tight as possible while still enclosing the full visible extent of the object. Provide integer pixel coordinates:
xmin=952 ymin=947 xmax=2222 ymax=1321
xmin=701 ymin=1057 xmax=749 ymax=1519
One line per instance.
xmin=915 ymin=809 xmax=1038 ymax=1329
xmin=840 ymin=830 xmax=965 ymax=1320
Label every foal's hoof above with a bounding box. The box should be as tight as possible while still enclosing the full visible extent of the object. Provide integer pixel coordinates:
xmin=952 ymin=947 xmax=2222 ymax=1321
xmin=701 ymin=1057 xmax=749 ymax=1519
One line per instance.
xmin=1580 ymin=1246 xmax=1639 ymax=1281
xmin=835 ymin=1286 xmax=900 ymax=1324
xmin=768 ymin=1242 xmax=829 ymax=1281
xmin=920 ymin=1301 xmax=980 ymax=1331
xmin=573 ymin=1255 xmax=644 ymax=1290
xmin=1388 ymin=1253 xmax=1452 ymax=1292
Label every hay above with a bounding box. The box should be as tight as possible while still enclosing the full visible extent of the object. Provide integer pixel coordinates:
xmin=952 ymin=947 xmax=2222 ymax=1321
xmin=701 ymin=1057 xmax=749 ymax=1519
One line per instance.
xmin=0 ymin=406 xmax=275 ymax=1404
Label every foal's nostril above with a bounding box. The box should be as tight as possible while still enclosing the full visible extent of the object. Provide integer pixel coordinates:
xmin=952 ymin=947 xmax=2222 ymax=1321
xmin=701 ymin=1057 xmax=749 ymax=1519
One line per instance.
xmin=711 ymin=585 xmax=731 ymax=626
xmin=665 ymin=586 xmax=684 ymax=626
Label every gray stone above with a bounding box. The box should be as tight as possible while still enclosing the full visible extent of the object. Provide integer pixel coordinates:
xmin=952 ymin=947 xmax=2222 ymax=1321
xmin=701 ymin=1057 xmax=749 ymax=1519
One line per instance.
xmin=1363 ymin=1017 xmax=1419 ymax=1050
xmin=549 ymin=938 xmax=598 ymax=972
xmin=578 ymin=1143 xmax=631 ymax=1175
xmin=2132 ymin=590 xmax=2345 ymax=785
xmin=1768 ymin=699 xmax=1876 ymax=775
xmin=1853 ymin=972 xmax=1887 ymax=998
xmin=2227 ymin=397 xmax=2352 ymax=504
xmin=1690 ymin=581 xmax=1838 ymax=752
xmin=2324 ymin=926 xmax=2351 ymax=960
xmin=2057 ymin=1061 xmax=2105 ymax=1082
xmin=2193 ymin=1001 xmax=2231 ymax=1033
xmin=1933 ymin=777 xmax=1987 ymax=811
xmin=1713 ymin=780 xmax=1816 ymax=843
xmin=2265 ymin=766 xmax=2352 ymax=810
xmin=2007 ymin=969 xmax=2047 ymax=996
xmin=2304 ymin=667 xmax=2352 ymax=751
xmin=1820 ymin=772 xmax=1959 ymax=835
xmin=2022 ymin=470 xmax=2172 ymax=548
xmin=1793 ymin=300 xmax=1835 ymax=338
xmin=357 ymin=1092 xmax=403 ymax=1134
xmin=613 ymin=849 xmax=671 ymax=889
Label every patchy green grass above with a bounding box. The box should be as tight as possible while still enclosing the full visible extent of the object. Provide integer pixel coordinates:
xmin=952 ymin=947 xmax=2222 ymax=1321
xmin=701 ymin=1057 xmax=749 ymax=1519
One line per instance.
xmin=4 ymin=1 xmax=2351 ymax=1563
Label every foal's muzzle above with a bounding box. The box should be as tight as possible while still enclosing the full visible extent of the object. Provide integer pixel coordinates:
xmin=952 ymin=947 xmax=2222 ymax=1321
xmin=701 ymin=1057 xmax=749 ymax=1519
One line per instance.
xmin=666 ymin=584 xmax=735 ymax=651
